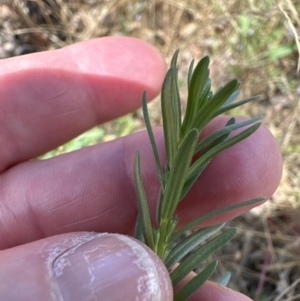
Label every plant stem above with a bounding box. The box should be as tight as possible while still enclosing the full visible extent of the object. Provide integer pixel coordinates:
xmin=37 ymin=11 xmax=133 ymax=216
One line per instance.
xmin=156 ymin=219 xmax=169 ymax=259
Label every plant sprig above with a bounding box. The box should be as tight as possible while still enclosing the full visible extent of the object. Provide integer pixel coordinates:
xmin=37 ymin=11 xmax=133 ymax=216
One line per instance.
xmin=134 ymin=51 xmax=264 ymax=300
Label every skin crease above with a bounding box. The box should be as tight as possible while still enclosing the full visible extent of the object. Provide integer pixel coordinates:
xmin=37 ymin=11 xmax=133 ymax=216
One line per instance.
xmin=0 ymin=37 xmax=282 ymax=300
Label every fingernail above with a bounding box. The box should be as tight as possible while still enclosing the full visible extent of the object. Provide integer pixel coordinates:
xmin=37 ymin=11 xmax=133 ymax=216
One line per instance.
xmin=52 ymin=233 xmax=173 ymax=301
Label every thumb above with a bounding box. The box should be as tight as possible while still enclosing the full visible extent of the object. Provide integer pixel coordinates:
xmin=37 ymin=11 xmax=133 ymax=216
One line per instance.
xmin=0 ymin=232 xmax=173 ymax=301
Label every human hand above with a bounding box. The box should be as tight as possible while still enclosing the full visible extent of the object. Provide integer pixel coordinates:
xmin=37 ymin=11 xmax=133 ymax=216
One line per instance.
xmin=0 ymin=37 xmax=282 ymax=300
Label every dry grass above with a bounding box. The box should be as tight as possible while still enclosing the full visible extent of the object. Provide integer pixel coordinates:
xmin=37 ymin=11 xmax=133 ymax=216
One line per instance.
xmin=1 ymin=0 xmax=300 ymax=299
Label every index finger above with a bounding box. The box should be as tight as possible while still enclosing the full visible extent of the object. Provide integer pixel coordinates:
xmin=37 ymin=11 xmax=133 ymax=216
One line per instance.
xmin=0 ymin=37 xmax=166 ymax=172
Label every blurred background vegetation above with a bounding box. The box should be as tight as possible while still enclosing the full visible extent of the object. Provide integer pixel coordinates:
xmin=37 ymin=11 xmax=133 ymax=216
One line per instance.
xmin=1 ymin=0 xmax=300 ymax=300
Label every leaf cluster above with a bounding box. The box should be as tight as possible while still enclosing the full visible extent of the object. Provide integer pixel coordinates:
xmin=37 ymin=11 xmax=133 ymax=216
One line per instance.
xmin=134 ymin=51 xmax=264 ymax=300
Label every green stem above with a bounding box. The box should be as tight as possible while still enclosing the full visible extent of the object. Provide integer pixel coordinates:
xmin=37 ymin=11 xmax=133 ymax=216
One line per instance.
xmin=156 ymin=218 xmax=169 ymax=259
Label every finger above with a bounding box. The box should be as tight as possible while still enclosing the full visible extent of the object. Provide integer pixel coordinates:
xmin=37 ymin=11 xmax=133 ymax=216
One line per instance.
xmin=175 ymin=274 xmax=252 ymax=301
xmin=0 ymin=37 xmax=166 ymax=172
xmin=0 ymin=116 xmax=282 ymax=249
xmin=189 ymin=281 xmax=253 ymax=301
xmin=0 ymin=232 xmax=173 ymax=301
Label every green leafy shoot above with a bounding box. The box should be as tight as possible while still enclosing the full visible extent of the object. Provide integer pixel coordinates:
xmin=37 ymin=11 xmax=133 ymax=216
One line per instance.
xmin=133 ymin=50 xmax=263 ymax=301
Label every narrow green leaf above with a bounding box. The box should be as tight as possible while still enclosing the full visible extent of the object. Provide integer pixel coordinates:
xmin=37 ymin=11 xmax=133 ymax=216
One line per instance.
xmin=174 ymin=261 xmax=218 ymax=301
xmin=226 ymin=117 xmax=236 ymax=126
xmin=142 ymin=92 xmax=164 ymax=190
xmin=160 ymin=129 xmax=199 ymax=221
xmin=194 ymin=116 xmax=262 ymax=154
xmin=197 ymin=78 xmax=211 ymax=110
xmin=134 ymin=152 xmax=154 ymax=248
xmin=187 ymin=59 xmax=194 ymax=88
xmin=207 ymin=90 xmax=213 ymax=101
xmin=200 ymin=118 xmax=236 ymax=155
xmin=182 ymin=56 xmax=210 ymax=136
xmin=220 ymin=90 xmax=240 ymax=107
xmin=171 ymin=49 xmax=180 ymax=68
xmin=134 ymin=212 xmax=144 ymax=242
xmin=189 ymin=79 xmax=240 ymax=133
xmin=218 ymin=272 xmax=231 ymax=286
xmin=170 ymin=197 xmax=265 ymax=242
xmin=170 ymin=51 xmax=182 ymax=144
xmin=171 ymin=67 xmax=182 ymax=145
xmin=156 ymin=188 xmax=164 ymax=231
xmin=153 ymin=227 xmax=160 ymax=252
xmin=190 ymin=58 xmax=210 ymax=110
xmin=204 ymin=117 xmax=237 ymax=145
xmin=165 ymin=217 xmax=179 ymax=242
xmin=180 ymin=161 xmax=210 ymax=201
xmin=171 ymin=228 xmax=237 ymax=286
xmin=214 ymin=95 xmax=259 ymax=117
xmin=165 ymin=223 xmax=225 ymax=270
xmin=161 ymin=68 xmax=179 ymax=168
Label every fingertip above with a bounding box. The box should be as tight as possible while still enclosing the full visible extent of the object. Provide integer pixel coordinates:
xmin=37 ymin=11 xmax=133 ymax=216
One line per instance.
xmin=0 ymin=232 xmax=173 ymax=301
xmin=62 ymin=233 xmax=173 ymax=301
xmin=52 ymin=233 xmax=174 ymax=301
xmin=179 ymin=280 xmax=253 ymax=301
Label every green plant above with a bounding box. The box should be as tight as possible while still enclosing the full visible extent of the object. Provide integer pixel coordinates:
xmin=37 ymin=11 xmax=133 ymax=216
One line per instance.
xmin=134 ymin=50 xmax=264 ymax=301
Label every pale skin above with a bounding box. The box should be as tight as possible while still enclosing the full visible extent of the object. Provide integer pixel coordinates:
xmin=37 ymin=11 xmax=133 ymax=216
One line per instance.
xmin=0 ymin=37 xmax=282 ymax=300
